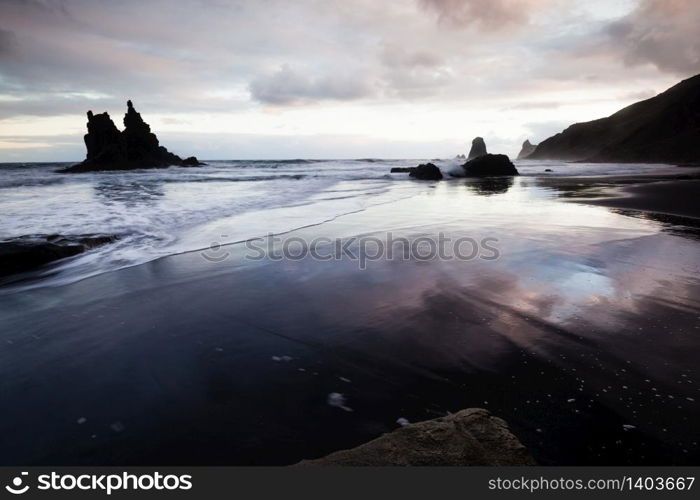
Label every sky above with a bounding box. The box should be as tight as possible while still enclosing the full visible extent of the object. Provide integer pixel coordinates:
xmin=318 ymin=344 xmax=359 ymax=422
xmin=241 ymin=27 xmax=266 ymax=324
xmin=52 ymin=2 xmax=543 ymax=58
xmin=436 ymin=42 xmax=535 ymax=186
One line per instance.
xmin=0 ymin=0 xmax=698 ymax=161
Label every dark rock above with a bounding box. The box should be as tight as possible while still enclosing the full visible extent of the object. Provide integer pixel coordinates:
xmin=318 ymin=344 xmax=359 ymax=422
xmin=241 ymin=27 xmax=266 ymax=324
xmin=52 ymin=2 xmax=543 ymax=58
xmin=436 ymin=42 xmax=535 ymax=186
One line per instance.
xmin=544 ymin=168 xmax=553 ymax=172
xmin=409 ymin=162 xmax=443 ymax=180
xmin=59 ymin=101 xmax=203 ymax=173
xmin=528 ymin=73 xmax=700 ymax=163
xmin=297 ymin=408 xmax=535 ymax=466
xmin=517 ymin=139 xmax=537 ymax=159
xmin=390 ymin=167 xmax=414 ymax=173
xmin=467 ymin=137 xmax=487 ymax=160
xmin=0 ymin=234 xmax=118 ymax=277
xmin=462 ymin=154 xmax=519 ymax=176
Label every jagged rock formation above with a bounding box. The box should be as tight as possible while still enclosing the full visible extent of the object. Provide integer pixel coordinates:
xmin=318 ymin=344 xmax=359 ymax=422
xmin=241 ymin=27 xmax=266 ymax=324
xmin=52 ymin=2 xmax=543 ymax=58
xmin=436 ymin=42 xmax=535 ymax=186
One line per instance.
xmin=297 ymin=408 xmax=534 ymax=466
xmin=467 ymin=137 xmax=487 ymax=160
xmin=462 ymin=154 xmax=519 ymax=176
xmin=59 ymin=100 xmax=202 ymax=173
xmin=0 ymin=234 xmax=118 ymax=277
xmin=409 ymin=162 xmax=443 ymax=180
xmin=528 ymin=73 xmax=700 ymax=163
xmin=517 ymin=139 xmax=537 ymax=159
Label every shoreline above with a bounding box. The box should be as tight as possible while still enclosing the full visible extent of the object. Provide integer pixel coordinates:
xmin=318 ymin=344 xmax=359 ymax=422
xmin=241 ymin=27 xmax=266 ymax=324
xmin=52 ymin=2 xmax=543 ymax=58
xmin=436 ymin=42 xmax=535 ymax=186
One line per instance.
xmin=535 ymin=171 xmax=700 ymax=220
xmin=1 ymin=165 xmax=699 ymax=466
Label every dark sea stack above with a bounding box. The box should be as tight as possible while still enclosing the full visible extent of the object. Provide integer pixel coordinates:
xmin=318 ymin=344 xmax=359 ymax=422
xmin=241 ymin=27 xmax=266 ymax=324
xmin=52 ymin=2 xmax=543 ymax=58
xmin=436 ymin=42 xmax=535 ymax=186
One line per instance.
xmin=297 ymin=408 xmax=534 ymax=466
xmin=409 ymin=162 xmax=443 ymax=180
xmin=517 ymin=139 xmax=537 ymax=159
xmin=59 ymin=100 xmax=203 ymax=173
xmin=462 ymin=154 xmax=519 ymax=176
xmin=467 ymin=136 xmax=487 ymax=160
xmin=0 ymin=234 xmax=118 ymax=277
xmin=390 ymin=167 xmax=413 ymax=173
xmin=529 ymin=73 xmax=700 ymax=163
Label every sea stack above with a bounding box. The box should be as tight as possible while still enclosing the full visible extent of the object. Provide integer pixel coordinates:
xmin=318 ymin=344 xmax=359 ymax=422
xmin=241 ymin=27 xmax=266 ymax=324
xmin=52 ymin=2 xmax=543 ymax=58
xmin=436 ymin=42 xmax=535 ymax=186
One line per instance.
xmin=59 ymin=101 xmax=202 ymax=173
xmin=467 ymin=137 xmax=487 ymax=160
xmin=517 ymin=139 xmax=537 ymax=159
xmin=462 ymin=154 xmax=519 ymax=177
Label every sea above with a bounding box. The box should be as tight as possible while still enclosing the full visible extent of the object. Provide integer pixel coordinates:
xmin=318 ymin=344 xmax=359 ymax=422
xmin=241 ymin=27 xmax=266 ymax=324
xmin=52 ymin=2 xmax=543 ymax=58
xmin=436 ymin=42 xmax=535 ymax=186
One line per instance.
xmin=0 ymin=158 xmax=681 ymax=291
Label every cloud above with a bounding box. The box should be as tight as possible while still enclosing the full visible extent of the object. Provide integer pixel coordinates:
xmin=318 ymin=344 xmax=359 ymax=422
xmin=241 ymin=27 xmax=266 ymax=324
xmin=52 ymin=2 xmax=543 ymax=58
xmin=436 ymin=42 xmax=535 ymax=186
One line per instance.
xmin=0 ymin=28 xmax=17 ymax=58
xmin=0 ymin=0 xmax=696 ymax=159
xmin=249 ymin=65 xmax=376 ymax=105
xmin=606 ymin=0 xmax=700 ymax=74
xmin=419 ymin=0 xmax=549 ymax=29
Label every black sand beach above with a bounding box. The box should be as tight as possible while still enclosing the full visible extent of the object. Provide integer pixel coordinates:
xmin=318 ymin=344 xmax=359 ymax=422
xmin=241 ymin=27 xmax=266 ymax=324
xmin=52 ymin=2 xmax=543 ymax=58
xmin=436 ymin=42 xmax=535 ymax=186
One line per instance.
xmin=2 ymin=171 xmax=699 ymax=466
xmin=536 ymin=173 xmax=700 ymax=220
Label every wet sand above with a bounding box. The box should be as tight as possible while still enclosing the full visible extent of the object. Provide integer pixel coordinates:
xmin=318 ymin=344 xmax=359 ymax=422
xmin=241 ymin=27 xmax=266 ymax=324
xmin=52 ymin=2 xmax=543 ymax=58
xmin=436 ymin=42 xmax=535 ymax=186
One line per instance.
xmin=1 ymin=174 xmax=699 ymax=466
xmin=536 ymin=172 xmax=700 ymax=220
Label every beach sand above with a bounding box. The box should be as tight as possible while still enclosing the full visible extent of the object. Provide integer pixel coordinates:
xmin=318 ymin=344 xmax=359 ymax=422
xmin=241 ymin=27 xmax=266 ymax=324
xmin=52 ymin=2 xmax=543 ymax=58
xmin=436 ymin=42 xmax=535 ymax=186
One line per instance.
xmin=536 ymin=171 xmax=700 ymax=220
xmin=1 ymin=172 xmax=699 ymax=466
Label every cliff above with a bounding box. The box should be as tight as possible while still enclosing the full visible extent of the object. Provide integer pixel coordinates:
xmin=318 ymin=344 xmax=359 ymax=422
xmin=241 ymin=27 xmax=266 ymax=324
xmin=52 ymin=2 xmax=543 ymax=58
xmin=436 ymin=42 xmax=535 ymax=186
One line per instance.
xmin=529 ymin=74 xmax=700 ymax=164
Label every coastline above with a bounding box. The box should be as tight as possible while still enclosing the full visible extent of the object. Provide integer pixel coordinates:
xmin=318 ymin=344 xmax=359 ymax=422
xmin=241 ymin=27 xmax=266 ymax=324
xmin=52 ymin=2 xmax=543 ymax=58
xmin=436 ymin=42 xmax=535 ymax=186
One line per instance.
xmin=535 ymin=171 xmax=700 ymax=220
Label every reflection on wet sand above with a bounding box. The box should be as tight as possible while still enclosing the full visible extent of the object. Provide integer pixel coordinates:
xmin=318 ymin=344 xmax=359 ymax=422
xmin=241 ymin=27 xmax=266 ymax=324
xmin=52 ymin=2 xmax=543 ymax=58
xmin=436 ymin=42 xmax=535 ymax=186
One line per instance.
xmin=464 ymin=176 xmax=514 ymax=196
xmin=1 ymin=173 xmax=699 ymax=466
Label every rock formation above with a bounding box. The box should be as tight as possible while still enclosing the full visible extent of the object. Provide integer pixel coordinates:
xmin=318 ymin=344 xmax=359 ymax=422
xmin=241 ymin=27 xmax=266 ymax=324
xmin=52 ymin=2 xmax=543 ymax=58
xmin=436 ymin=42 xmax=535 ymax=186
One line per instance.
xmin=467 ymin=137 xmax=487 ymax=160
xmin=390 ymin=163 xmax=443 ymax=179
xmin=59 ymin=100 xmax=202 ymax=173
xmin=528 ymin=73 xmax=700 ymax=163
xmin=517 ymin=139 xmax=537 ymax=159
xmin=409 ymin=162 xmax=443 ymax=180
xmin=462 ymin=154 xmax=519 ymax=176
xmin=0 ymin=234 xmax=118 ymax=277
xmin=297 ymin=408 xmax=534 ymax=466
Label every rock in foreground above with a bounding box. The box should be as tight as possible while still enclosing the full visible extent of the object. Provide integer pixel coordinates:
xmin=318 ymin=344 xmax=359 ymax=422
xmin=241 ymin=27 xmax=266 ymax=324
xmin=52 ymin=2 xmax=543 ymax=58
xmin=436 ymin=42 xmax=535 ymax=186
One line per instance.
xmin=298 ymin=408 xmax=534 ymax=466
xmin=59 ymin=100 xmax=202 ymax=173
xmin=462 ymin=154 xmax=519 ymax=176
xmin=409 ymin=162 xmax=443 ymax=180
xmin=0 ymin=234 xmax=118 ymax=277
xmin=467 ymin=137 xmax=488 ymax=160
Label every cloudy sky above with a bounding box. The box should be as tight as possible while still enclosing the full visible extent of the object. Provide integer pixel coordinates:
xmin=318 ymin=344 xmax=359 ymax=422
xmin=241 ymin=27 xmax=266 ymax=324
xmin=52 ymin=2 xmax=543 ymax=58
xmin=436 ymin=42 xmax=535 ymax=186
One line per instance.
xmin=0 ymin=0 xmax=698 ymax=161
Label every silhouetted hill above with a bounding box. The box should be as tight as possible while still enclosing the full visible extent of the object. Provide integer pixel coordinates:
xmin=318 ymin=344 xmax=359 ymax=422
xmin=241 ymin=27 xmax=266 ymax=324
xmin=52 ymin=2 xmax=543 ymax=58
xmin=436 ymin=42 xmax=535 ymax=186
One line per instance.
xmin=529 ymin=74 xmax=700 ymax=164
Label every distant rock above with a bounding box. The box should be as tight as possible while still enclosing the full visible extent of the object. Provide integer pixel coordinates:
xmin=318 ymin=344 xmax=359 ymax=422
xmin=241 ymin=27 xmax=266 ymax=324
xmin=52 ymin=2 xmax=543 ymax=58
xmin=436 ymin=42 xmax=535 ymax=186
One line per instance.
xmin=390 ymin=167 xmax=413 ymax=173
xmin=544 ymin=168 xmax=553 ymax=172
xmin=517 ymin=139 xmax=537 ymax=159
xmin=409 ymin=163 xmax=443 ymax=180
xmin=0 ymin=234 xmax=118 ymax=277
xmin=467 ymin=137 xmax=487 ymax=160
xmin=455 ymin=154 xmax=466 ymax=160
xmin=297 ymin=408 xmax=534 ymax=466
xmin=462 ymin=154 xmax=519 ymax=176
xmin=528 ymin=73 xmax=700 ymax=163
xmin=59 ymin=100 xmax=203 ymax=173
